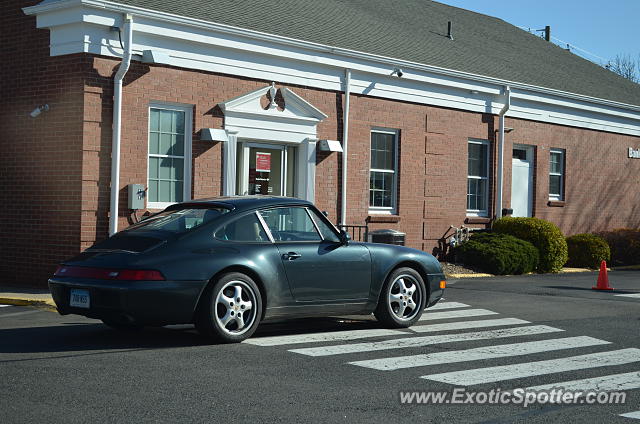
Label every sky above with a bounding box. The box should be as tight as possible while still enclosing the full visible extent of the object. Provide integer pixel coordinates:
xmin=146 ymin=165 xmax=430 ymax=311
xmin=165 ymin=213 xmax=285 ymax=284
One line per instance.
xmin=435 ymin=0 xmax=640 ymax=65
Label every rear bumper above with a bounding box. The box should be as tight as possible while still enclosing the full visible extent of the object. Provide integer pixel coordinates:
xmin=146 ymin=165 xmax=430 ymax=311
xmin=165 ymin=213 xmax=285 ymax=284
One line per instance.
xmin=426 ymin=273 xmax=446 ymax=308
xmin=49 ymin=278 xmax=208 ymax=325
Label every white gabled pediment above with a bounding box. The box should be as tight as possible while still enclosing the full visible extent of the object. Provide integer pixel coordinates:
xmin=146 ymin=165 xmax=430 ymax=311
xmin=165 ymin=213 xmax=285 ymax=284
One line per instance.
xmin=219 ymin=83 xmax=327 ymax=123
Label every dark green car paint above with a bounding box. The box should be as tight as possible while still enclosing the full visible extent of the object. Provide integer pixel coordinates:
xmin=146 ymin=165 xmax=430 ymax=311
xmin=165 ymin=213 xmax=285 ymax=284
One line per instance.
xmin=49 ymin=196 xmax=445 ymax=326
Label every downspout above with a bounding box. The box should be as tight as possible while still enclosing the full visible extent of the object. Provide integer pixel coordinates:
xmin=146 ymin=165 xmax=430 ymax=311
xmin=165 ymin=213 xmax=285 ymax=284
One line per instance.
xmin=496 ymin=85 xmax=510 ymax=220
xmin=340 ymin=69 xmax=351 ymax=226
xmin=109 ymin=14 xmax=133 ymax=236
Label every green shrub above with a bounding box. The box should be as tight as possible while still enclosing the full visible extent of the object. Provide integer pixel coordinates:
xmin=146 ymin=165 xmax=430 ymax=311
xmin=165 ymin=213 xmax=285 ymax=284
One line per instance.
xmin=456 ymin=232 xmax=539 ymax=275
xmin=565 ymin=234 xmax=610 ymax=269
xmin=493 ymin=217 xmax=568 ymax=273
xmin=595 ymin=228 xmax=640 ymax=266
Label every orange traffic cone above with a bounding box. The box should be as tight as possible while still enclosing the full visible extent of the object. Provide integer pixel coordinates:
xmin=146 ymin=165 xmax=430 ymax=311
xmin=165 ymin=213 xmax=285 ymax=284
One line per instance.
xmin=592 ymin=260 xmax=614 ymax=290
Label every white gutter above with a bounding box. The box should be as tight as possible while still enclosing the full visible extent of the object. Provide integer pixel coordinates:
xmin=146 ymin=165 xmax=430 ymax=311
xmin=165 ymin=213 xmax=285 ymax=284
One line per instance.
xmin=340 ymin=69 xmax=351 ymax=226
xmin=496 ymin=85 xmax=510 ymax=220
xmin=109 ymin=13 xmax=133 ymax=236
xmin=22 ymin=0 xmax=640 ymax=113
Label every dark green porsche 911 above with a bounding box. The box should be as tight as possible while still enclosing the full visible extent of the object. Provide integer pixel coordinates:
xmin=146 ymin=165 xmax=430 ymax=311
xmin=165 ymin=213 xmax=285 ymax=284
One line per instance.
xmin=49 ymin=196 xmax=446 ymax=343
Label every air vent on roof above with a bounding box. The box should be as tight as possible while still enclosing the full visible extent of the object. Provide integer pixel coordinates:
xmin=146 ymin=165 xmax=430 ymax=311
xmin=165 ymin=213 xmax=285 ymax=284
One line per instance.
xmin=447 ymin=21 xmax=453 ymax=40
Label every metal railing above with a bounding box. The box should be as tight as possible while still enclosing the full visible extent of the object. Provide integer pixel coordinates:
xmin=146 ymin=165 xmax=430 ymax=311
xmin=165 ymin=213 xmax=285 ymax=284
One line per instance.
xmin=338 ymin=224 xmax=369 ymax=242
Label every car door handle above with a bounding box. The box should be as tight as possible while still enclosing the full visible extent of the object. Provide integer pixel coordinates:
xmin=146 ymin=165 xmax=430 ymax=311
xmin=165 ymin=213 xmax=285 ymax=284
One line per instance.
xmin=283 ymin=252 xmax=302 ymax=260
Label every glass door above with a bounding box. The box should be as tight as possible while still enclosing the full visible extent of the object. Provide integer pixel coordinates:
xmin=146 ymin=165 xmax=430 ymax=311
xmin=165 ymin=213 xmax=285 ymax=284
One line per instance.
xmin=237 ymin=143 xmax=296 ymax=196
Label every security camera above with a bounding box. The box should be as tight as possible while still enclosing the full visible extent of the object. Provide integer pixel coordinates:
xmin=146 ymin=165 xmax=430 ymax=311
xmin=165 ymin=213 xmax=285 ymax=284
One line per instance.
xmin=392 ymin=67 xmax=403 ymax=78
xmin=29 ymin=104 xmax=49 ymax=118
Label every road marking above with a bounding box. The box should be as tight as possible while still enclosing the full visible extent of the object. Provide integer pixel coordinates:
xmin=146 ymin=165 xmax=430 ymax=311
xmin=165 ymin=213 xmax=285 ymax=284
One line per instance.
xmin=411 ymin=318 xmax=530 ymax=333
xmin=289 ymin=325 xmax=563 ymax=357
xmin=615 ymin=293 xmax=640 ymax=298
xmin=620 ymin=411 xmax=640 ymax=420
xmin=349 ymin=336 xmax=610 ymax=371
xmin=524 ymin=371 xmax=640 ymax=392
xmin=427 ymin=302 xmax=470 ymax=311
xmin=0 ymin=310 xmax=42 ymax=318
xmin=243 ymin=329 xmax=407 ymax=346
xmin=418 ymin=308 xmax=499 ymax=321
xmin=0 ymin=304 xmax=11 ymax=308
xmin=421 ymin=348 xmax=640 ymax=386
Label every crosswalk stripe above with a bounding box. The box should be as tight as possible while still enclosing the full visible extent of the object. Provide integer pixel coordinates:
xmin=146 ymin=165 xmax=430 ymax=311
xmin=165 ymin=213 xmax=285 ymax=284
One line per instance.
xmin=243 ymin=329 xmax=407 ymax=346
xmin=349 ymin=336 xmax=610 ymax=371
xmin=427 ymin=302 xmax=470 ymax=311
xmin=421 ymin=348 xmax=640 ymax=386
xmin=289 ymin=325 xmax=563 ymax=357
xmin=524 ymin=371 xmax=640 ymax=392
xmin=620 ymin=411 xmax=640 ymax=420
xmin=615 ymin=293 xmax=640 ymax=298
xmin=418 ymin=308 xmax=499 ymax=321
xmin=411 ymin=318 xmax=530 ymax=333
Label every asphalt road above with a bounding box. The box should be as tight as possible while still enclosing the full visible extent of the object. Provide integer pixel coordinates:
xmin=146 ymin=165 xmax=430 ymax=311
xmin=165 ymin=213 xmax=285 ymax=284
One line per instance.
xmin=0 ymin=271 xmax=639 ymax=423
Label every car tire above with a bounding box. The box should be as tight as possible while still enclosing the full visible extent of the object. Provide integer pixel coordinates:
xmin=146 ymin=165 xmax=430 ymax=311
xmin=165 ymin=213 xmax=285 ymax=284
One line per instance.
xmin=195 ymin=272 xmax=263 ymax=343
xmin=374 ymin=267 xmax=427 ymax=328
xmin=101 ymin=319 xmax=143 ymax=332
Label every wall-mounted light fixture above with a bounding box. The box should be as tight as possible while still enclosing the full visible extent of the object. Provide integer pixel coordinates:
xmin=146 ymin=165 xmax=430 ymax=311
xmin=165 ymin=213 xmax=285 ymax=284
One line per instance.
xmin=391 ymin=67 xmax=403 ymax=78
xmin=30 ymin=104 xmax=49 ymax=118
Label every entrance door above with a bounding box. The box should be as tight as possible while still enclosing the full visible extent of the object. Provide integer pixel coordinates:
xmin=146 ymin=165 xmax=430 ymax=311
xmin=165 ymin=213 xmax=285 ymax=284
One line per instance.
xmin=237 ymin=143 xmax=296 ymax=196
xmin=511 ymin=145 xmax=534 ymax=217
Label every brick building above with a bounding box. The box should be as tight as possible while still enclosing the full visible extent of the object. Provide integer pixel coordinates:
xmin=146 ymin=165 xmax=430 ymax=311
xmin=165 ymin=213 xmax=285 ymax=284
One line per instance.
xmin=2 ymin=0 xmax=640 ymax=287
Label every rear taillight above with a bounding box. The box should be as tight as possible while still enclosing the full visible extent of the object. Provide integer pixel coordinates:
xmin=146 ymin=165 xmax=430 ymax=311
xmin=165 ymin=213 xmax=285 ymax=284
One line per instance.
xmin=54 ymin=266 xmax=165 ymax=281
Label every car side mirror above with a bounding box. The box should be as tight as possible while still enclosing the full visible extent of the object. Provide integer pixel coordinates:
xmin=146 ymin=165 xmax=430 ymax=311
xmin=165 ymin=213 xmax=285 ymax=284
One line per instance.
xmin=339 ymin=229 xmax=351 ymax=245
xmin=322 ymin=211 xmax=329 ymax=217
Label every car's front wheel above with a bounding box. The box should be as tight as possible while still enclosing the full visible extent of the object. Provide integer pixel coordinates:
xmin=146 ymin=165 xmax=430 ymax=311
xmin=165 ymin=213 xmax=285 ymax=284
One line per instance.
xmin=374 ymin=267 xmax=426 ymax=328
xmin=195 ymin=272 xmax=262 ymax=343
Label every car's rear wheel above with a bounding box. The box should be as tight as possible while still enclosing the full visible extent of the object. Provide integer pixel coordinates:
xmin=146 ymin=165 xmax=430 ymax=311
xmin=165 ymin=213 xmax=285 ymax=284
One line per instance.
xmin=195 ymin=272 xmax=262 ymax=343
xmin=374 ymin=267 xmax=426 ymax=328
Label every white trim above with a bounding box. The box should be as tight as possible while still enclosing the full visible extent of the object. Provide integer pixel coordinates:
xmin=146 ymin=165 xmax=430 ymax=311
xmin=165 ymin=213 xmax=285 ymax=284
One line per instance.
xmin=467 ymin=139 xmax=490 ymax=217
xmin=549 ymin=148 xmax=565 ymax=201
xmin=23 ymin=0 xmax=640 ymax=137
xmin=146 ymin=102 xmax=193 ymax=210
xmin=369 ymin=128 xmax=399 ymax=214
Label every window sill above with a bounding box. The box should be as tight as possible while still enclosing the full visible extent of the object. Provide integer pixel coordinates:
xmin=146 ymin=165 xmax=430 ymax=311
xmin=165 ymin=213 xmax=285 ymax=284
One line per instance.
xmin=547 ymin=200 xmax=566 ymax=207
xmin=366 ymin=215 xmax=401 ymax=223
xmin=465 ymin=217 xmax=491 ymax=224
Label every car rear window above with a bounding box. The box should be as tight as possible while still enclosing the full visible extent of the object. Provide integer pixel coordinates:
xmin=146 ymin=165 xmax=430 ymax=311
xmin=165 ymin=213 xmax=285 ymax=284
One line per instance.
xmin=125 ymin=207 xmax=229 ymax=234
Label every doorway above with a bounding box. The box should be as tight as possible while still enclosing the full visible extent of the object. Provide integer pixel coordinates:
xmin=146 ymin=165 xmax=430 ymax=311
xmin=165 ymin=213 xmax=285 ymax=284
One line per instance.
xmin=511 ymin=145 xmax=534 ymax=217
xmin=237 ymin=142 xmax=297 ymax=196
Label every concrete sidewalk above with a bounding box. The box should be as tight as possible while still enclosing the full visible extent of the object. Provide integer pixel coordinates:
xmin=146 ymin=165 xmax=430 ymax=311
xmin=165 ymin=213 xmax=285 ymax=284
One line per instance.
xmin=0 ymin=286 xmax=56 ymax=309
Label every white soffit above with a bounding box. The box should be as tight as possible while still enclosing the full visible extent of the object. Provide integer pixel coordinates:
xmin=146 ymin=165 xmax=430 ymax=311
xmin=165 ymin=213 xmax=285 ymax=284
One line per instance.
xmin=23 ymin=0 xmax=640 ymax=136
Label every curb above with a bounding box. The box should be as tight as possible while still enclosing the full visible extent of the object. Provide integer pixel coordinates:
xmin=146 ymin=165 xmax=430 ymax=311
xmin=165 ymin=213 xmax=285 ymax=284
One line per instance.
xmin=0 ymin=297 xmax=57 ymax=311
xmin=446 ymin=273 xmax=493 ymax=279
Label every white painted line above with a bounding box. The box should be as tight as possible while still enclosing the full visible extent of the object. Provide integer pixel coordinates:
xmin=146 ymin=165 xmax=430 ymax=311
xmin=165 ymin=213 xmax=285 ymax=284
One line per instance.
xmin=243 ymin=329 xmax=407 ymax=346
xmin=289 ymin=325 xmax=563 ymax=357
xmin=0 ymin=304 xmax=11 ymax=308
xmin=524 ymin=371 xmax=640 ymax=392
xmin=418 ymin=308 xmax=499 ymax=321
xmin=615 ymin=293 xmax=640 ymax=298
xmin=427 ymin=302 xmax=470 ymax=311
xmin=411 ymin=318 xmax=530 ymax=333
xmin=620 ymin=411 xmax=640 ymax=420
xmin=422 ymin=348 xmax=640 ymax=386
xmin=349 ymin=336 xmax=610 ymax=371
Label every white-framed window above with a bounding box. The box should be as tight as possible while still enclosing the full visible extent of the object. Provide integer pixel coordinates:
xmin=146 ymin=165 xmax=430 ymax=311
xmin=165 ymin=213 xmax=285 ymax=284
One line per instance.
xmin=467 ymin=139 xmax=490 ymax=216
xmin=549 ymin=148 xmax=565 ymax=201
xmin=147 ymin=102 xmax=193 ymax=210
xmin=369 ymin=129 xmax=398 ymax=214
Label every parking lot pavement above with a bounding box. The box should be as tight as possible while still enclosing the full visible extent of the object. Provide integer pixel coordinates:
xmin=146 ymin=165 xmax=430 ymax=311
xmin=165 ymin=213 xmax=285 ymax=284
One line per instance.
xmin=0 ymin=271 xmax=638 ymax=423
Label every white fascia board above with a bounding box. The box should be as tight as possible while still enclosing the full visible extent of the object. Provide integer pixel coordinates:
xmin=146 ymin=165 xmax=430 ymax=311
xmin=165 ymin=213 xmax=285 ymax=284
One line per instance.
xmin=24 ymin=0 xmax=640 ymax=136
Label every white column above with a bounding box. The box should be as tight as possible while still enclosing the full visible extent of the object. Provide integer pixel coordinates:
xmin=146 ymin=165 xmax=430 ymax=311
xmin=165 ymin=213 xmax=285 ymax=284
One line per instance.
xmin=223 ymin=132 xmax=238 ymax=196
xmin=297 ymin=138 xmax=317 ymax=202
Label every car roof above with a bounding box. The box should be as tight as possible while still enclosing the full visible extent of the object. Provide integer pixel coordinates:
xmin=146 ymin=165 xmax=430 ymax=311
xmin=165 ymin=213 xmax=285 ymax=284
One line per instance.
xmin=171 ymin=195 xmax=313 ymax=212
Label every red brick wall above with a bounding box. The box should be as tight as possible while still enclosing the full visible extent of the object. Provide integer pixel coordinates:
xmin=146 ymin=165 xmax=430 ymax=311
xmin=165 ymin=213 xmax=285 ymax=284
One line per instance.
xmin=3 ymin=8 xmax=640 ymax=287
xmin=0 ymin=1 xmax=86 ymax=287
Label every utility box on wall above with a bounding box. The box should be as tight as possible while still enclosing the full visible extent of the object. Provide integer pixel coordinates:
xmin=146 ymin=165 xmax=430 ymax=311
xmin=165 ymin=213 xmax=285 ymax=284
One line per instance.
xmin=128 ymin=184 xmax=146 ymax=210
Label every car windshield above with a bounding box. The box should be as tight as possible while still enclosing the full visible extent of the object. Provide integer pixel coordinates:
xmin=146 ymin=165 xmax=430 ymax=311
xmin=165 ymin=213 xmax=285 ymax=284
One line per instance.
xmin=125 ymin=207 xmax=230 ymax=234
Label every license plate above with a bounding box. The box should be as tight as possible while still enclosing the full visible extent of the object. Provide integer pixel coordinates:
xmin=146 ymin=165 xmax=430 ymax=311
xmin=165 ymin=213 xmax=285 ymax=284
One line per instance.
xmin=70 ymin=289 xmax=90 ymax=309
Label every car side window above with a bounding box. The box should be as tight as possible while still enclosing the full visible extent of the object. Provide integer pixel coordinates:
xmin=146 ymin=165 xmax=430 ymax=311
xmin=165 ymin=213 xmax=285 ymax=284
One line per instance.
xmin=308 ymin=209 xmax=341 ymax=243
xmin=214 ymin=213 xmax=269 ymax=242
xmin=259 ymin=207 xmax=321 ymax=242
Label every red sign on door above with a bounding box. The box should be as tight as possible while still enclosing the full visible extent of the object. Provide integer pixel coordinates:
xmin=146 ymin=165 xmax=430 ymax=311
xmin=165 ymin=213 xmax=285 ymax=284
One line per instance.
xmin=255 ymin=152 xmax=271 ymax=172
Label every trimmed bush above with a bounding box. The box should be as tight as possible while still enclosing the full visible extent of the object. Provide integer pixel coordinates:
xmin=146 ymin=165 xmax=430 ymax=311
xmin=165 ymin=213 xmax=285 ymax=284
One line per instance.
xmin=595 ymin=228 xmax=640 ymax=266
xmin=565 ymin=234 xmax=611 ymax=269
xmin=456 ymin=232 xmax=539 ymax=275
xmin=493 ymin=217 xmax=568 ymax=273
